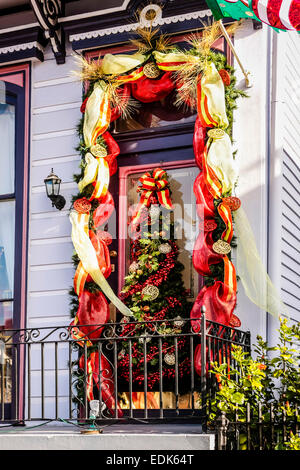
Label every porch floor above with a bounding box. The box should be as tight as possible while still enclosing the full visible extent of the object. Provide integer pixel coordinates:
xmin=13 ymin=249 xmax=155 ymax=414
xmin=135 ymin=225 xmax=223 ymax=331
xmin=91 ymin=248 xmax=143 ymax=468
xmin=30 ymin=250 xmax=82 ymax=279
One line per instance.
xmin=0 ymin=423 xmax=215 ymax=450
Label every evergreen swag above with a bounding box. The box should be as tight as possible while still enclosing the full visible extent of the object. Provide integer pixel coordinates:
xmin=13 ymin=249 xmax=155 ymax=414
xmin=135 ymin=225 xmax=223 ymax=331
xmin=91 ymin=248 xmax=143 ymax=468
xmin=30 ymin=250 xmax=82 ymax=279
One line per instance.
xmin=69 ymin=34 xmax=247 ymax=402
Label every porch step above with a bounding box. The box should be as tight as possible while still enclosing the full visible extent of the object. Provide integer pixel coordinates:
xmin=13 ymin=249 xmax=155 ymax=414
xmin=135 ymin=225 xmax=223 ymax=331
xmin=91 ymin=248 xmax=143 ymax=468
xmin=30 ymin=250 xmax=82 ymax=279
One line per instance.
xmin=0 ymin=423 xmax=215 ymax=450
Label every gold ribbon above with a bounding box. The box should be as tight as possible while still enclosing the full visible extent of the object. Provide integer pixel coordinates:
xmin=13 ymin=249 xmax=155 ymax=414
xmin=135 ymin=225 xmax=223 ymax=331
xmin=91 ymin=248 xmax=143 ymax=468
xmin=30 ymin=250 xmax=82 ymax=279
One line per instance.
xmin=153 ymin=50 xmax=189 ymax=71
xmin=206 ymin=131 xmax=237 ymax=194
xmin=198 ymin=62 xmax=229 ymax=129
xmin=83 ymin=82 xmax=111 ymax=148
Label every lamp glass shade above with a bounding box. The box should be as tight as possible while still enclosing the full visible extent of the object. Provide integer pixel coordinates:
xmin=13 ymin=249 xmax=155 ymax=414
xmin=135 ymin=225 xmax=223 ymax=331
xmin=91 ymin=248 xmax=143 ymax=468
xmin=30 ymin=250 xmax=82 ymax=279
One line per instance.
xmin=44 ymin=169 xmax=61 ymax=198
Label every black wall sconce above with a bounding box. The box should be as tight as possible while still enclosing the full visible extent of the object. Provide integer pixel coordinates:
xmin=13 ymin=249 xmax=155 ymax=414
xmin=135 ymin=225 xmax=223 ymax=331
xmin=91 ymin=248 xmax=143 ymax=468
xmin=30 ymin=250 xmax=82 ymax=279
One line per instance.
xmin=44 ymin=168 xmax=66 ymax=210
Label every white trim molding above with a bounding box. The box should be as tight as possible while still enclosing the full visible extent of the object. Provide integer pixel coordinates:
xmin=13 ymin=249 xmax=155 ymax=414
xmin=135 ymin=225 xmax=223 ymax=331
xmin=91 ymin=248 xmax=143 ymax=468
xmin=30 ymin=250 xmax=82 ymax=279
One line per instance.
xmin=69 ymin=9 xmax=213 ymax=43
xmin=0 ymin=41 xmax=44 ymax=56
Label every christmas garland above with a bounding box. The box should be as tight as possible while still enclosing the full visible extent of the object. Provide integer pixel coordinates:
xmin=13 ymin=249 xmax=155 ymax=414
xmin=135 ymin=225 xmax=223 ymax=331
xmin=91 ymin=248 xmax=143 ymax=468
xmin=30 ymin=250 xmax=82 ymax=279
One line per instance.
xmin=69 ymin=21 xmax=247 ymax=410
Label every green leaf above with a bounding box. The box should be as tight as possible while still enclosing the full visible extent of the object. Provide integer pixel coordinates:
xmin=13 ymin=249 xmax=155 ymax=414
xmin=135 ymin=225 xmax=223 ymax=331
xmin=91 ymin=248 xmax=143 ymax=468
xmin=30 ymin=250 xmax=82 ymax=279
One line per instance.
xmin=231 ymin=392 xmax=245 ymax=405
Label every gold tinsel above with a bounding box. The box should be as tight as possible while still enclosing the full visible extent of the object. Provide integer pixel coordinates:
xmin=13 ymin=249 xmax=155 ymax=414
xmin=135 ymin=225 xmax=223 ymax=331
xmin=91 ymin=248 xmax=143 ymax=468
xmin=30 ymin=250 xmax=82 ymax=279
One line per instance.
xmin=130 ymin=26 xmax=172 ymax=53
xmin=71 ymin=19 xmax=242 ymax=114
xmin=72 ymin=53 xmax=106 ymax=83
xmin=174 ymin=20 xmax=242 ymax=110
xmin=71 ymin=54 xmax=139 ymax=119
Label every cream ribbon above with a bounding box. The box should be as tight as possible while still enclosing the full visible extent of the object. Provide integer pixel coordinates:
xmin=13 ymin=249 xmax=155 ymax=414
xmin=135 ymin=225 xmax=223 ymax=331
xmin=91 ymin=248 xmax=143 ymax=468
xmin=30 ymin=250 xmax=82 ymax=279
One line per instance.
xmin=70 ymin=211 xmax=133 ymax=317
xmin=153 ymin=50 xmax=190 ymax=64
xmin=206 ymin=132 xmax=237 ymax=194
xmin=83 ymin=81 xmax=110 ymax=148
xmin=201 ymin=62 xmax=229 ymax=129
xmin=78 ymin=153 xmax=98 ymax=193
xmin=101 ymin=52 xmax=146 ymax=75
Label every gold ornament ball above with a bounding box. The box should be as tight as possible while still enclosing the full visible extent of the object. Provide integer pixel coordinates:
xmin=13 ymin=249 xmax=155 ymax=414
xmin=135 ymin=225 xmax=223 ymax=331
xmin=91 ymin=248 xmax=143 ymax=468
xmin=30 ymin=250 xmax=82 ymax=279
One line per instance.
xmin=142 ymin=284 xmax=160 ymax=300
xmin=90 ymin=143 xmax=108 ymax=157
xmin=173 ymin=316 xmax=184 ymax=328
xmin=143 ymin=62 xmax=161 ymax=79
xmin=137 ymin=269 xmax=143 ymax=275
xmin=164 ymin=353 xmax=176 ymax=366
xmin=129 ymin=261 xmax=139 ymax=273
xmin=212 ymin=239 xmax=231 ymax=255
xmin=207 ymin=128 xmax=226 ymax=140
xmin=158 ymin=243 xmax=172 ymax=254
xmin=143 ymin=305 xmax=150 ymax=312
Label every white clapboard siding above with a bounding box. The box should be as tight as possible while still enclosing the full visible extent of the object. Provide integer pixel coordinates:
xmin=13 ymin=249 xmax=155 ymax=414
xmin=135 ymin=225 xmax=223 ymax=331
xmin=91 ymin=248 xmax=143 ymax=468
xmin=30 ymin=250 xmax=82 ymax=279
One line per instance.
xmin=27 ymin=45 xmax=83 ymax=411
xmin=280 ymin=33 xmax=300 ymax=323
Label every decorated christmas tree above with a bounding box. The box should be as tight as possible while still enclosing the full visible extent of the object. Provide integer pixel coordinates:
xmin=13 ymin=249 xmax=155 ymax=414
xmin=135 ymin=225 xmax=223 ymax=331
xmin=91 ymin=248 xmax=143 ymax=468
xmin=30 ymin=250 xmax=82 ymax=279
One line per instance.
xmin=118 ymin=168 xmax=192 ymax=390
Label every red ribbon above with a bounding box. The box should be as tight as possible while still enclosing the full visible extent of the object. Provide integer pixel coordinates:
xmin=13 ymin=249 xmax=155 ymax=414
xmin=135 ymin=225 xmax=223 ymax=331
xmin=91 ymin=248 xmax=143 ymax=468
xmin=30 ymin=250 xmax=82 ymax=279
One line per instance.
xmin=130 ymin=72 xmax=175 ymax=103
xmin=132 ymin=168 xmax=173 ymax=227
xmin=79 ymin=352 xmax=123 ymax=417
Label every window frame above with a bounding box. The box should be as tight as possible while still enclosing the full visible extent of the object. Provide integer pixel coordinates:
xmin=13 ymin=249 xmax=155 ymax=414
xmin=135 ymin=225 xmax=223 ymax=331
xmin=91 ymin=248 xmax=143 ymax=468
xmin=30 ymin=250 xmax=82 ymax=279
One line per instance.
xmin=0 ymin=82 xmax=26 ymax=331
xmin=0 ymin=65 xmax=30 ymax=423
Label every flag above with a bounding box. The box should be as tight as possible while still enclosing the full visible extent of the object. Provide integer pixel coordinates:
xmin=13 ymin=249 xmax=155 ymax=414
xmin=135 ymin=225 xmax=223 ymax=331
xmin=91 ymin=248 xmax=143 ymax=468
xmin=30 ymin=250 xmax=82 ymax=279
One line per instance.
xmin=206 ymin=0 xmax=258 ymax=21
xmin=250 ymin=0 xmax=300 ymax=31
xmin=206 ymin=0 xmax=300 ymax=31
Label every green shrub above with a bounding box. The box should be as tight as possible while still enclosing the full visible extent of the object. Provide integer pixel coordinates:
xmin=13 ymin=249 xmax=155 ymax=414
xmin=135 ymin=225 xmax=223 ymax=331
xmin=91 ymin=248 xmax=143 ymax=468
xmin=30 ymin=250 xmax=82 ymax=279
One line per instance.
xmin=208 ymin=318 xmax=300 ymax=450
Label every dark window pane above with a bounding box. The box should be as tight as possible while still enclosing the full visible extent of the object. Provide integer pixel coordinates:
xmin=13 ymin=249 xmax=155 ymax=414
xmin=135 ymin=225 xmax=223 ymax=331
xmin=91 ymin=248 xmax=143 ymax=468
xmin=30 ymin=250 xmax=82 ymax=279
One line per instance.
xmin=113 ymin=89 xmax=196 ymax=134
xmin=125 ymin=167 xmax=198 ymax=300
xmin=0 ymin=201 xmax=15 ymax=300
xmin=0 ymin=300 xmax=13 ymax=330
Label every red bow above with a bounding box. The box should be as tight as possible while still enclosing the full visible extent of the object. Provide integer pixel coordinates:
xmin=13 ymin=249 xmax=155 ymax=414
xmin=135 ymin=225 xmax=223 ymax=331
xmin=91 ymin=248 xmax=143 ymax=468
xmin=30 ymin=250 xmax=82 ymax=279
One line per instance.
xmin=132 ymin=168 xmax=173 ymax=226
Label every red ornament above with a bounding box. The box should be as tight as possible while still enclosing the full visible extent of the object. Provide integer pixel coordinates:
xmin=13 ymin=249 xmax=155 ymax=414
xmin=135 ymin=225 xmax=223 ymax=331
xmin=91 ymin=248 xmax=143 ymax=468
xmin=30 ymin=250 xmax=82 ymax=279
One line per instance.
xmin=219 ymin=69 xmax=231 ymax=86
xmin=229 ymin=314 xmax=241 ymax=328
xmin=73 ymin=197 xmax=91 ymax=213
xmin=222 ymin=196 xmax=241 ymax=211
xmin=203 ymin=219 xmax=218 ymax=232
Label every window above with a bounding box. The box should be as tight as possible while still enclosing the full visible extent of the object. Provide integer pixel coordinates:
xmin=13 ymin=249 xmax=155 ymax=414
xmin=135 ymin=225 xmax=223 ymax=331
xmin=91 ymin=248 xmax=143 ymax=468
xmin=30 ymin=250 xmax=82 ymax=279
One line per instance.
xmin=0 ymin=97 xmax=16 ymax=330
xmin=0 ymin=66 xmax=29 ymax=421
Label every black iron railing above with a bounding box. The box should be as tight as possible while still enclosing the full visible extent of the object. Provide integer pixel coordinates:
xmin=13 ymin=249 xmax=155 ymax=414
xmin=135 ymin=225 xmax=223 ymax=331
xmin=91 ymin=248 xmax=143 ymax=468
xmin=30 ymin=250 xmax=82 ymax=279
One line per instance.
xmin=216 ymin=403 xmax=300 ymax=450
xmin=0 ymin=315 xmax=251 ymax=426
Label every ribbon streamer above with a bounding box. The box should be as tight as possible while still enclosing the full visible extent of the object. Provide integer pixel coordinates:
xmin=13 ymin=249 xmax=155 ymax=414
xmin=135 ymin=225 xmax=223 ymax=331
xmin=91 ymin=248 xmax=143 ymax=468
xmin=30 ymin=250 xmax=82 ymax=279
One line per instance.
xmin=153 ymin=50 xmax=188 ymax=71
xmin=70 ymin=211 xmax=133 ymax=317
xmin=206 ymin=132 xmax=237 ymax=194
xmin=234 ymin=207 xmax=285 ymax=318
xmin=79 ymin=352 xmax=123 ymax=417
xmin=83 ymin=82 xmax=111 ymax=148
xmin=197 ymin=62 xmax=229 ymax=129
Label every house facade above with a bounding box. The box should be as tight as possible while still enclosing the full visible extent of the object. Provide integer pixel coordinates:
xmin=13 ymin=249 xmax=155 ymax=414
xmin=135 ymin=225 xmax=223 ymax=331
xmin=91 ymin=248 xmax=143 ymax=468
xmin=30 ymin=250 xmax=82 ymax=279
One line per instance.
xmin=0 ymin=0 xmax=299 ymax=439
